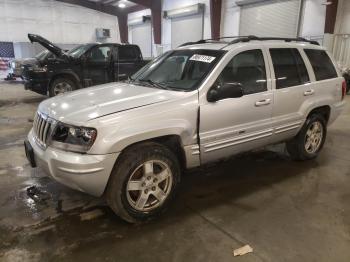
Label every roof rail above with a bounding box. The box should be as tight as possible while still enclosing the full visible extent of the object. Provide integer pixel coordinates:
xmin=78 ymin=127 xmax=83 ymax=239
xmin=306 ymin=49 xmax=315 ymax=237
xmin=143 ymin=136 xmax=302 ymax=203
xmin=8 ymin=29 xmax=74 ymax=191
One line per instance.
xmin=178 ymin=39 xmax=226 ymax=47
xmin=222 ymin=35 xmax=320 ymax=48
xmin=178 ymin=35 xmax=320 ymax=48
xmin=178 ymin=36 xmax=249 ymax=47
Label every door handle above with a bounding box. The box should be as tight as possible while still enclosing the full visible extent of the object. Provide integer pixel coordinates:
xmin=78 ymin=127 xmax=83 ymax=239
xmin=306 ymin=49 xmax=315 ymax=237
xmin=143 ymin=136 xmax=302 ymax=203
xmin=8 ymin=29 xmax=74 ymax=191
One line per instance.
xmin=255 ymin=99 xmax=271 ymax=107
xmin=304 ymin=89 xmax=315 ymax=96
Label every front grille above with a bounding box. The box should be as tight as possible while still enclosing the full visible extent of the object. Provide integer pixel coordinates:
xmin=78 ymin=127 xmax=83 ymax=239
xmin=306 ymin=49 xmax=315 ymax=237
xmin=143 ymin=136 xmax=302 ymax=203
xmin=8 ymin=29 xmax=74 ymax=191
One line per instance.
xmin=33 ymin=112 xmax=55 ymax=148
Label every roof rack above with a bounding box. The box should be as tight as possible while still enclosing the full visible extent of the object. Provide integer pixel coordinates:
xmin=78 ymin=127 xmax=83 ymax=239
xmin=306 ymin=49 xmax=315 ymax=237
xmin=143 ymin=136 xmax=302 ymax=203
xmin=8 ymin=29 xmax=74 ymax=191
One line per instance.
xmin=228 ymin=35 xmax=319 ymax=45
xmin=222 ymin=35 xmax=320 ymax=48
xmin=178 ymin=39 xmax=226 ymax=47
xmin=178 ymin=35 xmax=320 ymax=48
xmin=178 ymin=36 xmax=247 ymax=47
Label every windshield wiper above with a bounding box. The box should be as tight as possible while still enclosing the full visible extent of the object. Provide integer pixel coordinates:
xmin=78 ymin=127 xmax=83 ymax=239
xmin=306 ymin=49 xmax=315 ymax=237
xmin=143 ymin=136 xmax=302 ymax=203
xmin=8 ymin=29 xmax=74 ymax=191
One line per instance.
xmin=137 ymin=79 xmax=170 ymax=90
xmin=124 ymin=75 xmax=134 ymax=83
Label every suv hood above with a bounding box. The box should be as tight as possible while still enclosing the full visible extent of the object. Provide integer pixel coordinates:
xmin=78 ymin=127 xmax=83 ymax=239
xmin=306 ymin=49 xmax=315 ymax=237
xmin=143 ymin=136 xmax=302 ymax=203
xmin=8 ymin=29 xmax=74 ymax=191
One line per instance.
xmin=38 ymin=82 xmax=185 ymax=124
xmin=28 ymin=34 xmax=63 ymax=57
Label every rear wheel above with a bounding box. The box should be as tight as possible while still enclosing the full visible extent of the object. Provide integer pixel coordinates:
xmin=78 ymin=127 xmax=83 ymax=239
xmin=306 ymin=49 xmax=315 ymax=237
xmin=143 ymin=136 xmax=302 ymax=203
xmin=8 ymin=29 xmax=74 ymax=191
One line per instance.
xmin=286 ymin=114 xmax=327 ymax=160
xmin=49 ymin=78 xmax=76 ymax=97
xmin=106 ymin=142 xmax=181 ymax=223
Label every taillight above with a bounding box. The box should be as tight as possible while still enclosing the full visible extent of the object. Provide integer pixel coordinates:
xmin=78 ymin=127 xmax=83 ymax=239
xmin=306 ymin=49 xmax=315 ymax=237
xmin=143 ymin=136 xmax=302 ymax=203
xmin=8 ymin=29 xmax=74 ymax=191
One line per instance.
xmin=342 ymin=80 xmax=346 ymax=100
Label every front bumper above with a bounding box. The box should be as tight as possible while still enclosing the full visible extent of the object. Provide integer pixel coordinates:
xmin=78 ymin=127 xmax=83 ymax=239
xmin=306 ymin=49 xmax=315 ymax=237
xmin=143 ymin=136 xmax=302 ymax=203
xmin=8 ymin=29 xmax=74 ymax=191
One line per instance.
xmin=24 ymin=78 xmax=49 ymax=95
xmin=22 ymin=70 xmax=49 ymax=95
xmin=25 ymin=129 xmax=119 ymax=197
xmin=9 ymin=67 xmax=22 ymax=77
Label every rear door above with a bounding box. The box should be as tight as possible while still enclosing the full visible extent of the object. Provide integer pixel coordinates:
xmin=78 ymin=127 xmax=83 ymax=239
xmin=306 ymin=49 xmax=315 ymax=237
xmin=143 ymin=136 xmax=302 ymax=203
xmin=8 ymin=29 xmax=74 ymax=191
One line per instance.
xmin=115 ymin=45 xmax=144 ymax=81
xmin=267 ymin=48 xmax=313 ymax=143
xmin=83 ymin=45 xmax=113 ymax=86
xmin=199 ymin=48 xmax=274 ymax=163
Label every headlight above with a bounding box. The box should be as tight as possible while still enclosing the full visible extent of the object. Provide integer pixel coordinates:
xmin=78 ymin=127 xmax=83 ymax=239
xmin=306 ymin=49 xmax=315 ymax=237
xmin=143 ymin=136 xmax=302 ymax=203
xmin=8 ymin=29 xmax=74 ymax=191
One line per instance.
xmin=50 ymin=122 xmax=97 ymax=153
xmin=32 ymin=65 xmax=47 ymax=72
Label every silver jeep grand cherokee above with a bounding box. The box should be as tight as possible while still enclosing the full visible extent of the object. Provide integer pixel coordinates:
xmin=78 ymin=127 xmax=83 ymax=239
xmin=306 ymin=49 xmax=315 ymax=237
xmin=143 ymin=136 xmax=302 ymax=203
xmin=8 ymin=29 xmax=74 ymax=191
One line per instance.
xmin=24 ymin=36 xmax=346 ymax=223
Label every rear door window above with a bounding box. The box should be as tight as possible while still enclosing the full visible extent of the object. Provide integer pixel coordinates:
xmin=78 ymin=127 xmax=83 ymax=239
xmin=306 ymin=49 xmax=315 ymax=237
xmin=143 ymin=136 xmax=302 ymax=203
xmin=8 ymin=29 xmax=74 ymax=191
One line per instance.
xmin=118 ymin=46 xmax=139 ymax=61
xmin=304 ymin=49 xmax=338 ymax=81
xmin=270 ymin=48 xmax=310 ymax=89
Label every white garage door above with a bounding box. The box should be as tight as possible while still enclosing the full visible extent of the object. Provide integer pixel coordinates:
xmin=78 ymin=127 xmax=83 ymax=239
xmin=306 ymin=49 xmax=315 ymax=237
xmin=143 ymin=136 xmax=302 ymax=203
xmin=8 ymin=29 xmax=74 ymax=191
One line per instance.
xmin=171 ymin=14 xmax=203 ymax=49
xmin=239 ymin=0 xmax=301 ymax=38
xmin=130 ymin=22 xmax=152 ymax=58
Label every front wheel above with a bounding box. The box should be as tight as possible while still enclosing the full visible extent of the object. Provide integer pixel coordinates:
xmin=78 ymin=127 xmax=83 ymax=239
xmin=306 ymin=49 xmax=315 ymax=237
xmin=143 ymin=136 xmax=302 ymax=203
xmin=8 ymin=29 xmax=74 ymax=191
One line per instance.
xmin=106 ymin=142 xmax=181 ymax=223
xmin=286 ymin=114 xmax=327 ymax=160
xmin=49 ymin=78 xmax=76 ymax=97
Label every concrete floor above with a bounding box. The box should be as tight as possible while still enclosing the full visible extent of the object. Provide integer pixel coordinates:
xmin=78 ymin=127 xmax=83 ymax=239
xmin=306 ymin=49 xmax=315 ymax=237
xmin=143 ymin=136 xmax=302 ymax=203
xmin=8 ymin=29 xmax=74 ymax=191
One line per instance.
xmin=0 ymin=81 xmax=349 ymax=262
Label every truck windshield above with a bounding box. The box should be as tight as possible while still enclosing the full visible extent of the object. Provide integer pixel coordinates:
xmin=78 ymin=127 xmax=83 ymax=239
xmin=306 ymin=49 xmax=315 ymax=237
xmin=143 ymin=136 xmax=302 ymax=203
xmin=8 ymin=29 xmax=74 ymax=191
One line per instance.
xmin=67 ymin=44 xmax=94 ymax=58
xmin=131 ymin=49 xmax=226 ymax=91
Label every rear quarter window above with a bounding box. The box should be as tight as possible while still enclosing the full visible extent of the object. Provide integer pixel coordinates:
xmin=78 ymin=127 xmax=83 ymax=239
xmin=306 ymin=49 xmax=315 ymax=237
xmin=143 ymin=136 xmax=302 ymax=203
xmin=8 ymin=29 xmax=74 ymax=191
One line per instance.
xmin=304 ymin=49 xmax=338 ymax=81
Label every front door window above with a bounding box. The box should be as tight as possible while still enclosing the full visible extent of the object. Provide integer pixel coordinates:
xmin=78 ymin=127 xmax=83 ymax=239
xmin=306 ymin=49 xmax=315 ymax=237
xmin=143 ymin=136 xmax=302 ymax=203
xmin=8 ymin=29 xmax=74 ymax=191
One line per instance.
xmin=215 ymin=49 xmax=267 ymax=97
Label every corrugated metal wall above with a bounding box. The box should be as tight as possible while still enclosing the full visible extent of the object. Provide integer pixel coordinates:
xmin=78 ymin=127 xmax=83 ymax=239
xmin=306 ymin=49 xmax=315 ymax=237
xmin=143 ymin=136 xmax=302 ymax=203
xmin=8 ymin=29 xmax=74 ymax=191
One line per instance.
xmin=130 ymin=22 xmax=153 ymax=59
xmin=239 ymin=0 xmax=301 ymax=37
xmin=171 ymin=14 xmax=204 ymax=48
xmin=332 ymin=34 xmax=350 ymax=68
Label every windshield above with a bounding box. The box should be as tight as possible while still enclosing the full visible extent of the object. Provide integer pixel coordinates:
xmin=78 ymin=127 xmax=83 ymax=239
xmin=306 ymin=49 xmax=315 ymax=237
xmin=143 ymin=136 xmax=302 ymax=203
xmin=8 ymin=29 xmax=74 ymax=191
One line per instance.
xmin=35 ymin=50 xmax=50 ymax=60
xmin=67 ymin=44 xmax=93 ymax=58
xmin=131 ymin=49 xmax=226 ymax=91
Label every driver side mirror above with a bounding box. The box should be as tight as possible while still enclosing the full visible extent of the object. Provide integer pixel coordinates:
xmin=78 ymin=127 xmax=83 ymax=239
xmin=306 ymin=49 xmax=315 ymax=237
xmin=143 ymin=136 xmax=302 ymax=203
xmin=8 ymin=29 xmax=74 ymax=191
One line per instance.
xmin=207 ymin=82 xmax=243 ymax=102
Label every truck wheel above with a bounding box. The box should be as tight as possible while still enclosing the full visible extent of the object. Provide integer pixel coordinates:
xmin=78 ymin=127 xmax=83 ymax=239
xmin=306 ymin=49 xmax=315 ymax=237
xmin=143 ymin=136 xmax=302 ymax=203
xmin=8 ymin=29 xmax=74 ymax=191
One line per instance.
xmin=286 ymin=114 xmax=327 ymax=161
xmin=106 ymin=142 xmax=181 ymax=223
xmin=49 ymin=78 xmax=76 ymax=97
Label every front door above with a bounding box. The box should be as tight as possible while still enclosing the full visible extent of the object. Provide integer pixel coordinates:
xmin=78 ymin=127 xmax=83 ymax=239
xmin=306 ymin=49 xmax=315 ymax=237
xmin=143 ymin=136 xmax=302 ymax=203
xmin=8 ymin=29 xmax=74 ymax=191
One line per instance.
xmin=83 ymin=45 xmax=113 ymax=86
xmin=199 ymin=48 xmax=273 ymax=163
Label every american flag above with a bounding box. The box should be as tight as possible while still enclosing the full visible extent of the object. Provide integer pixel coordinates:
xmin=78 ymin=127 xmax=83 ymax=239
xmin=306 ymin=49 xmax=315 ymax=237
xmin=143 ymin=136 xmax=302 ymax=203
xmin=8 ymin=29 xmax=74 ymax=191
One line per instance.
xmin=0 ymin=42 xmax=15 ymax=71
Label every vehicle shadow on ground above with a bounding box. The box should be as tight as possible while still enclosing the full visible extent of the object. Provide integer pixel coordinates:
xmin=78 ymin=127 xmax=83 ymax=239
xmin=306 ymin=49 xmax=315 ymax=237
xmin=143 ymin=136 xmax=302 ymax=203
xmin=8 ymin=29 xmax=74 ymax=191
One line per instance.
xmin=0 ymin=146 xmax=320 ymax=260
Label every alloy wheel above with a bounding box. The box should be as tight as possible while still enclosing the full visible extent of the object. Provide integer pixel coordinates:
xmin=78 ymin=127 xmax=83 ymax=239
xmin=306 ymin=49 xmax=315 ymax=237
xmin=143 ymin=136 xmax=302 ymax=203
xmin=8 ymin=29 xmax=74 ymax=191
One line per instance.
xmin=304 ymin=121 xmax=323 ymax=154
xmin=53 ymin=81 xmax=73 ymax=95
xmin=126 ymin=160 xmax=173 ymax=212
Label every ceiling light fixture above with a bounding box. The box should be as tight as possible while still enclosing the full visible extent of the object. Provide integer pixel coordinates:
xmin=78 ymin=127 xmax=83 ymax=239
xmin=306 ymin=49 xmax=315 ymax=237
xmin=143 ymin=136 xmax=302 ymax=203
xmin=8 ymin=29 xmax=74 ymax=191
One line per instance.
xmin=118 ymin=2 xmax=126 ymax=8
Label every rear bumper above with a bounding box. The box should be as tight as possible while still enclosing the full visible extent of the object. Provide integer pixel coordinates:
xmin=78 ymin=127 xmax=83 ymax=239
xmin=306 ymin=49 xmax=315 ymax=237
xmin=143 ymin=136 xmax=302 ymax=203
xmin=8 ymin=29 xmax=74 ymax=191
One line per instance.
xmin=329 ymin=100 xmax=346 ymax=125
xmin=26 ymin=129 xmax=119 ymax=197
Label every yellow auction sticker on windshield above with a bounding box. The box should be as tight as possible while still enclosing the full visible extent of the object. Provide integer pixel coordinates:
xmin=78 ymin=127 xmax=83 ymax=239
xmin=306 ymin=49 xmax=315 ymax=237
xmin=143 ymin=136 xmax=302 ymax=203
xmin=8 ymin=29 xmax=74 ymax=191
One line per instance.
xmin=189 ymin=54 xmax=216 ymax=63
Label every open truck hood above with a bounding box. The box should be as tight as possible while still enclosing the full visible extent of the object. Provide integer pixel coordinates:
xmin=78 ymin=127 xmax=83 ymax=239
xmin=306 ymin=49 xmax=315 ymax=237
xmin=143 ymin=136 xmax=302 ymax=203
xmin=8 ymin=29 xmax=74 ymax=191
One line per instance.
xmin=28 ymin=34 xmax=64 ymax=57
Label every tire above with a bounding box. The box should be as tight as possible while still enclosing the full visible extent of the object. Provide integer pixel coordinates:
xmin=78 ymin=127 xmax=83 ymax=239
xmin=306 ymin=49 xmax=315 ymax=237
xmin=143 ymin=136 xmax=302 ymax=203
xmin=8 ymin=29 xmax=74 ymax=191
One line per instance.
xmin=106 ymin=142 xmax=181 ymax=223
xmin=49 ymin=78 xmax=76 ymax=97
xmin=286 ymin=114 xmax=327 ymax=161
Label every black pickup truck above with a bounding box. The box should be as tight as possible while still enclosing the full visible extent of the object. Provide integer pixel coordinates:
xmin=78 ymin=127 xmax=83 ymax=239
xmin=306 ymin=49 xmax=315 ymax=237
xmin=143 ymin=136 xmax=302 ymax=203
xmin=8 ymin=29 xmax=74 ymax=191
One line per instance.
xmin=23 ymin=34 xmax=150 ymax=96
